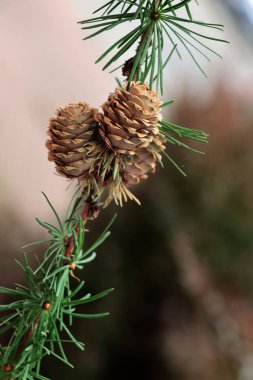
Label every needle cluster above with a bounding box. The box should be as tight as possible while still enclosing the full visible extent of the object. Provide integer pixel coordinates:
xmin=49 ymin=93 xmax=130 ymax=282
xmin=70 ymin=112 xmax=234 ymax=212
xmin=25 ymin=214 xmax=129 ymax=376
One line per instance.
xmin=0 ymin=195 xmax=114 ymax=379
xmin=80 ymin=0 xmax=228 ymax=93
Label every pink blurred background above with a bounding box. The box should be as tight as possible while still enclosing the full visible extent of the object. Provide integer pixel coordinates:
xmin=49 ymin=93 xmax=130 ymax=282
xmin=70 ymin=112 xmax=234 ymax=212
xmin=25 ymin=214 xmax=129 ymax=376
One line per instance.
xmin=1 ymin=2 xmax=253 ymax=379
xmin=0 ymin=0 xmax=252 ymax=225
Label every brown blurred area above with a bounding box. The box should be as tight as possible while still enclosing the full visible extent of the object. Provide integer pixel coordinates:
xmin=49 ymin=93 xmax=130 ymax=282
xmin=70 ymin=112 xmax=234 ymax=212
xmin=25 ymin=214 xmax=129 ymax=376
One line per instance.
xmin=1 ymin=1 xmax=253 ymax=379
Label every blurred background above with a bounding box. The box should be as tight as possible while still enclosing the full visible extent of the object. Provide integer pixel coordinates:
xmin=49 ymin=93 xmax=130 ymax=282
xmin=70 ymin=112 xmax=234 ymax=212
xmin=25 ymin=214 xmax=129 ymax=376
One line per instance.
xmin=1 ymin=0 xmax=253 ymax=379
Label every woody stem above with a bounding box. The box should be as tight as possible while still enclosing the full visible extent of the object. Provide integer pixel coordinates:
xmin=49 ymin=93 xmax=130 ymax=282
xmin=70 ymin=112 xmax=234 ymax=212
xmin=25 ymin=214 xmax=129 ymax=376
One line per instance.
xmin=65 ymin=201 xmax=95 ymax=259
xmin=127 ymin=0 xmax=161 ymax=82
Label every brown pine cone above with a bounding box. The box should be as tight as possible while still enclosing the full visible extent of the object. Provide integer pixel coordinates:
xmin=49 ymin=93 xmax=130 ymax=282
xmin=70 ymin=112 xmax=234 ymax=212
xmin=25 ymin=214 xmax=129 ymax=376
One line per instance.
xmin=97 ymin=82 xmax=162 ymax=155
xmin=105 ymin=134 xmax=166 ymax=206
xmin=121 ymin=134 xmax=165 ymax=186
xmin=121 ymin=148 xmax=157 ymax=185
xmin=46 ymin=102 xmax=101 ymax=178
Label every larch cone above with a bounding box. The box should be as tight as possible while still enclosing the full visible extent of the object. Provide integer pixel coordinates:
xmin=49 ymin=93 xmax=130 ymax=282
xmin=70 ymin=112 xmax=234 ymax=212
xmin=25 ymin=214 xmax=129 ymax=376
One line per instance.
xmin=46 ymin=102 xmax=102 ymax=178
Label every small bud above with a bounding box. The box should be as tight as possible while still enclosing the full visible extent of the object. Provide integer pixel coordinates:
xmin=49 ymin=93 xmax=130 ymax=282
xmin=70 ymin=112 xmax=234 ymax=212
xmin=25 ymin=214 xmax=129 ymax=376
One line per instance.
xmin=122 ymin=57 xmax=135 ymax=77
xmin=3 ymin=363 xmax=13 ymax=373
xmin=69 ymin=263 xmax=76 ymax=271
xmin=43 ymin=301 xmax=51 ymax=310
xmin=151 ymin=12 xmax=160 ymax=20
xmin=88 ymin=204 xmax=101 ymax=220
